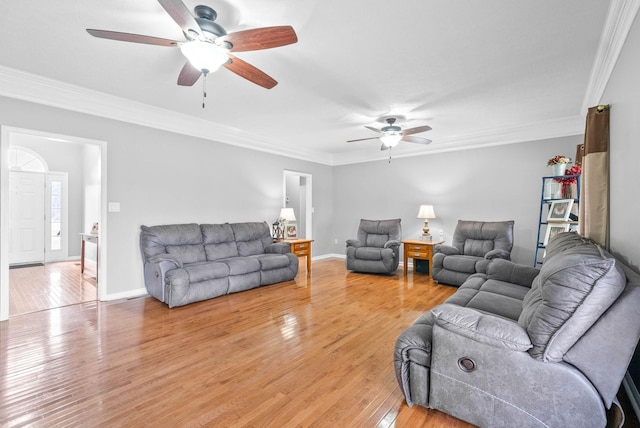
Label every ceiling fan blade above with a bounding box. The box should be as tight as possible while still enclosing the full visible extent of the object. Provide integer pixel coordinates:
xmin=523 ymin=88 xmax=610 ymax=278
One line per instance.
xmin=218 ymin=26 xmax=298 ymax=52
xmin=402 ymin=125 xmax=432 ymax=136
xmin=157 ymin=0 xmax=202 ymax=39
xmin=224 ymin=55 xmax=277 ymax=89
xmin=86 ymin=29 xmax=180 ymax=47
xmin=402 ymin=135 xmax=432 ymax=145
xmin=364 ymin=126 xmax=382 ymax=133
xmin=177 ymin=61 xmax=202 ymax=86
xmin=346 ymin=137 xmax=379 ymax=143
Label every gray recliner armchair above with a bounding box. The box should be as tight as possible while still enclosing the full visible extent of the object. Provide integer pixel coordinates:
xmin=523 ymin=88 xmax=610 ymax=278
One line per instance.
xmin=432 ymin=220 xmax=514 ymax=286
xmin=346 ymin=219 xmax=402 ymax=274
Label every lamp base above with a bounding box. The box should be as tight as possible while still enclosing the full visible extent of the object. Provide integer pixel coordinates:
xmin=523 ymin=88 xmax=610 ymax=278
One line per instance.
xmin=420 ymin=234 xmax=433 ymax=241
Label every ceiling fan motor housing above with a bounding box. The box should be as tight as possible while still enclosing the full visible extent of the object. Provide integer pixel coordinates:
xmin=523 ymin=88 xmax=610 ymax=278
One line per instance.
xmin=194 ymin=5 xmax=227 ymax=40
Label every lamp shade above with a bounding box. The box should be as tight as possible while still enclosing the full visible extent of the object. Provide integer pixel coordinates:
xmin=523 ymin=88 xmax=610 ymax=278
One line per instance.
xmin=417 ymin=204 xmax=436 ymax=219
xmin=379 ymin=133 xmax=403 ymax=147
xmin=279 ymin=207 xmax=297 ymax=222
xmin=180 ymin=40 xmax=228 ymax=73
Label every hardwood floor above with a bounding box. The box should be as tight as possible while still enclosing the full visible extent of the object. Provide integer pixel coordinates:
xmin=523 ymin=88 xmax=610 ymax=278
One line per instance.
xmin=9 ymin=260 xmax=97 ymax=316
xmin=2 ymin=259 xmax=635 ymax=427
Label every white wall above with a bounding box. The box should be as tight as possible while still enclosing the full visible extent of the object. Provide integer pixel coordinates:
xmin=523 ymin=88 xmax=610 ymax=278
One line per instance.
xmin=0 ymin=96 xmax=333 ymax=298
xmin=600 ymin=10 xmax=640 ymax=398
xmin=83 ymin=144 xmax=101 ymax=262
xmin=332 ymin=135 xmax=582 ymax=266
xmin=602 ymin=11 xmax=640 ymax=271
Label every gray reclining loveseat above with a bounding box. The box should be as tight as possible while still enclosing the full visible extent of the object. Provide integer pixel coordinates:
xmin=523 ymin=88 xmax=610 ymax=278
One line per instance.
xmin=432 ymin=220 xmax=514 ymax=286
xmin=140 ymin=222 xmax=298 ymax=307
xmin=394 ymin=232 xmax=640 ymax=427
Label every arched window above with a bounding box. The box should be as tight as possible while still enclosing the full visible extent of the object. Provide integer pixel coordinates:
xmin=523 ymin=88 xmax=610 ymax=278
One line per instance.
xmin=8 ymin=146 xmax=48 ymax=172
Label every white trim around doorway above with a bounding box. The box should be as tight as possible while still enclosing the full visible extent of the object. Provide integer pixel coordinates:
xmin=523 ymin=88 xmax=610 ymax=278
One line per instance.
xmin=0 ymin=126 xmax=108 ymax=321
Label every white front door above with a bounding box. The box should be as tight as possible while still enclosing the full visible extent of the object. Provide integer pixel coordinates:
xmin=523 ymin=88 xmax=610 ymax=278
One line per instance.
xmin=9 ymin=171 xmax=45 ymax=265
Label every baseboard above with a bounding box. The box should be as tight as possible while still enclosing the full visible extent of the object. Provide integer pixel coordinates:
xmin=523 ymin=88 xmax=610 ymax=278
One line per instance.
xmin=623 ymin=372 xmax=640 ymax=421
xmin=102 ymin=287 xmax=148 ymax=302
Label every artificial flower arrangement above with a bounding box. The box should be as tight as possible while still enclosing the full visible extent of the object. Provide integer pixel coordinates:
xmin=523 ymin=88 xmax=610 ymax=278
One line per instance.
xmin=560 ymin=164 xmax=582 ymax=184
xmin=547 ymin=155 xmax=571 ymax=166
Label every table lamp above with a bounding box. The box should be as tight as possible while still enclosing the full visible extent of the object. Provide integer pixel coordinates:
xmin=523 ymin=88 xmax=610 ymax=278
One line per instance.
xmin=279 ymin=208 xmax=297 ymax=238
xmin=417 ymin=205 xmax=436 ymax=238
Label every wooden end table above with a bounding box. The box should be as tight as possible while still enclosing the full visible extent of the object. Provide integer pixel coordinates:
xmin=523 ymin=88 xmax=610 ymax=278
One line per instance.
xmin=402 ymin=239 xmax=444 ymax=278
xmin=286 ymin=238 xmax=314 ymax=274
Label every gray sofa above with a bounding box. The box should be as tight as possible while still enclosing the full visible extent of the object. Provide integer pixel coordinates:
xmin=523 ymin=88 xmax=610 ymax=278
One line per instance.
xmin=432 ymin=220 xmax=514 ymax=286
xmin=346 ymin=218 xmax=402 ymax=275
xmin=394 ymin=232 xmax=640 ymax=427
xmin=140 ymin=222 xmax=298 ymax=307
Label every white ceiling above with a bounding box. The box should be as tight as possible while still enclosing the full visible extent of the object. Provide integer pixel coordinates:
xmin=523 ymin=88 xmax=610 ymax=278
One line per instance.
xmin=0 ymin=1 xmax=630 ymax=165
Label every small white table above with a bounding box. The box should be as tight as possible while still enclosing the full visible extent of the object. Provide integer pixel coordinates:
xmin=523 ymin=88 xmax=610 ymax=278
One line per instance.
xmin=80 ymin=233 xmax=99 ymax=283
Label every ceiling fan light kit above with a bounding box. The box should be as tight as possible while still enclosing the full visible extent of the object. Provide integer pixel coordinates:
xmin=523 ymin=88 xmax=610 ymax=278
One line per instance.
xmin=180 ymin=40 xmax=228 ymax=74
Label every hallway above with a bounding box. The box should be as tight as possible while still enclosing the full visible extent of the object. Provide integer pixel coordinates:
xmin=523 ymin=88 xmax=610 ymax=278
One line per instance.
xmin=9 ymin=261 xmax=96 ymax=316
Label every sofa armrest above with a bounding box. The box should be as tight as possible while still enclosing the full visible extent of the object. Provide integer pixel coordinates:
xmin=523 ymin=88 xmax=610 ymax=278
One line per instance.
xmin=434 ymin=244 xmax=460 ymax=256
xmin=486 ymin=259 xmax=540 ymax=288
xmin=346 ymin=239 xmax=364 ymax=248
xmin=265 ymin=242 xmax=292 ymax=254
xmin=432 ymin=303 xmax=532 ymax=351
xmin=485 ymin=248 xmax=511 ymax=260
xmin=148 ymin=253 xmax=183 ymax=269
xmin=384 ymin=239 xmax=400 ymax=249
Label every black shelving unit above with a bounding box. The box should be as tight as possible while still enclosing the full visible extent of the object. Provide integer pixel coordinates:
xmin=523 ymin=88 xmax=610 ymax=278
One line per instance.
xmin=534 ymin=174 xmax=581 ymax=266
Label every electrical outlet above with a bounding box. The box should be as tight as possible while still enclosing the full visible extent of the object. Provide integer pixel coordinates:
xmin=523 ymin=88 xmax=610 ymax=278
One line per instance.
xmin=334 ymin=238 xmax=338 ymax=245
xmin=439 ymin=229 xmax=444 ymax=237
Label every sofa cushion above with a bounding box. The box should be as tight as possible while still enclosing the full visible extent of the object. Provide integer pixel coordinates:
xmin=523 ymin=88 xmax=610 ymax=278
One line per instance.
xmin=463 ymin=239 xmax=494 ymax=257
xmin=445 ymin=275 xmax=528 ymax=321
xmin=252 ymin=253 xmax=295 ymax=270
xmin=201 ymin=223 xmax=239 ymax=261
xmin=220 ymin=257 xmax=261 ymax=275
xmin=141 ymin=223 xmax=205 ymax=262
xmin=182 ymin=262 xmax=230 ymax=282
xmin=230 ymin=222 xmax=273 ymax=256
xmin=518 ymin=234 xmax=626 ymax=362
xmin=442 ymin=255 xmax=480 ymax=274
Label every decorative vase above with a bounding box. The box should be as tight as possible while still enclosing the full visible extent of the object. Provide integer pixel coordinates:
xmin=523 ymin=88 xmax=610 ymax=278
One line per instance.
xmin=551 ymin=163 xmax=568 ymax=176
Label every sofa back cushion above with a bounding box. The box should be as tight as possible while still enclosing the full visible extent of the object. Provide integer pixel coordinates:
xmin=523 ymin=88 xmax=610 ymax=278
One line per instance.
xmin=518 ymin=232 xmax=626 ymax=362
xmin=230 ymin=222 xmax=273 ymax=256
xmin=201 ymin=223 xmax=239 ymax=261
xmin=452 ymin=220 xmax=514 ymax=257
xmin=357 ymin=219 xmax=402 ymax=248
xmin=140 ymin=223 xmax=205 ymax=264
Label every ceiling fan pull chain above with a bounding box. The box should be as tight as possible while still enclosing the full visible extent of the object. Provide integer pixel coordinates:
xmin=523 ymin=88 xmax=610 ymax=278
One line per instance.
xmin=202 ymin=74 xmax=207 ymax=109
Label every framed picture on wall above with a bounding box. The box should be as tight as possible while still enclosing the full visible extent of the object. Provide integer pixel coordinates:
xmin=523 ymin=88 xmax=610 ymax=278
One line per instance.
xmin=286 ymin=224 xmax=297 ymax=239
xmin=543 ymin=223 xmax=570 ymax=245
xmin=547 ymin=199 xmax=574 ymax=222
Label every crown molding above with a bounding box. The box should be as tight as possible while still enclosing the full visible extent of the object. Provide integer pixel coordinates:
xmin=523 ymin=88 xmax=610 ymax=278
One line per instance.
xmin=0 ymin=65 xmax=333 ymax=165
xmin=581 ymin=0 xmax=640 ymax=112
xmin=331 ymin=115 xmax=584 ymax=166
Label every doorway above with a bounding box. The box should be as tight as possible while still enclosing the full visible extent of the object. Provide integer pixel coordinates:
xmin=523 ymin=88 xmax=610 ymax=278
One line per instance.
xmin=0 ymin=126 xmax=107 ymax=321
xmin=283 ymin=170 xmax=312 ymax=239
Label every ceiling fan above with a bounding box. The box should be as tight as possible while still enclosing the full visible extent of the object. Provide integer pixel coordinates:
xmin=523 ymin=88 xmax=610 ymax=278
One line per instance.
xmin=86 ymin=0 xmax=297 ymax=93
xmin=347 ymin=118 xmax=432 ymax=150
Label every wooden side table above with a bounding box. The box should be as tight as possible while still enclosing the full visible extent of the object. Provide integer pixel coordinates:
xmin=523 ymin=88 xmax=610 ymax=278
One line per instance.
xmin=402 ymin=239 xmax=444 ymax=278
xmin=286 ymin=238 xmax=314 ymax=274
xmin=80 ymin=233 xmax=99 ymax=283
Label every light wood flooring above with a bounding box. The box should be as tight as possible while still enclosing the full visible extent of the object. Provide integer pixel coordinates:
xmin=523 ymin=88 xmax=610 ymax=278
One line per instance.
xmin=9 ymin=260 xmax=97 ymax=316
xmin=1 ymin=259 xmax=636 ymax=427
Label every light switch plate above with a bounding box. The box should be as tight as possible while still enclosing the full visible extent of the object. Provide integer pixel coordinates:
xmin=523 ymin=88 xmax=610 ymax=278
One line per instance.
xmin=108 ymin=202 xmax=121 ymax=212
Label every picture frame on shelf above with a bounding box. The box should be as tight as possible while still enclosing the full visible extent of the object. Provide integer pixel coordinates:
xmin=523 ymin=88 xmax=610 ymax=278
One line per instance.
xmin=547 ymin=199 xmax=574 ymax=222
xmin=286 ymin=223 xmax=297 ymax=239
xmin=543 ymin=223 xmax=570 ymax=245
